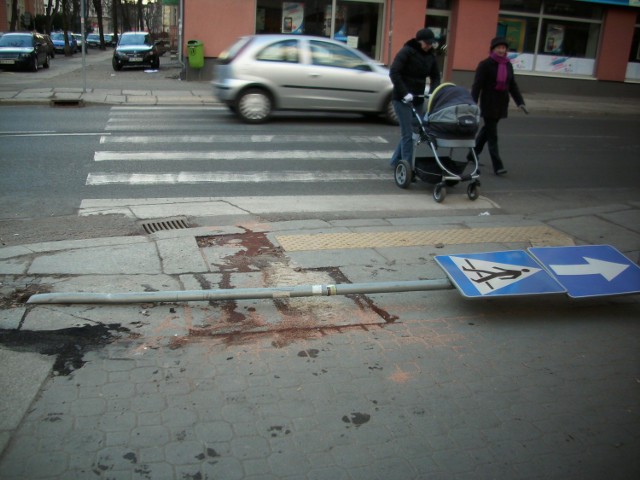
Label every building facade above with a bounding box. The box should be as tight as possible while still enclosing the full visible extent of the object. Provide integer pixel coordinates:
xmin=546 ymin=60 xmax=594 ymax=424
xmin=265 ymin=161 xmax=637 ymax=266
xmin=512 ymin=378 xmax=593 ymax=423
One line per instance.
xmin=183 ymin=0 xmax=640 ymax=95
xmin=1 ymin=0 xmax=43 ymax=31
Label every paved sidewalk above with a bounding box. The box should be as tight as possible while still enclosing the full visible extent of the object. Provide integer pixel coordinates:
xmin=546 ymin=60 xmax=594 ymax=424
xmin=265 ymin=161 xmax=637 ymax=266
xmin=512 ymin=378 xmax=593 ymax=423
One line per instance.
xmin=1 ymin=51 xmax=639 ymax=478
xmin=0 ymin=204 xmax=639 ymax=479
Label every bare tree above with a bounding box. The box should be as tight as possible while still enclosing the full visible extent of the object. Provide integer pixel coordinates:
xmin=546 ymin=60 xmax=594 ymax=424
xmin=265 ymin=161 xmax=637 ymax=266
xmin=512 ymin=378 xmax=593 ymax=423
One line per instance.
xmin=61 ymin=0 xmax=72 ymax=55
xmin=45 ymin=0 xmax=60 ymax=34
xmin=112 ymin=0 xmax=119 ymax=40
xmin=9 ymin=0 xmax=19 ymax=31
xmin=92 ymin=0 xmax=105 ymax=46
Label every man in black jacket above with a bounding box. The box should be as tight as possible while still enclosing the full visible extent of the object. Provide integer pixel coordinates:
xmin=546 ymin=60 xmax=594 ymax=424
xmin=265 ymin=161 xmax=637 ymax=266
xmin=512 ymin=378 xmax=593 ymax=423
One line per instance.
xmin=470 ymin=36 xmax=527 ymax=176
xmin=389 ymin=28 xmax=441 ymax=169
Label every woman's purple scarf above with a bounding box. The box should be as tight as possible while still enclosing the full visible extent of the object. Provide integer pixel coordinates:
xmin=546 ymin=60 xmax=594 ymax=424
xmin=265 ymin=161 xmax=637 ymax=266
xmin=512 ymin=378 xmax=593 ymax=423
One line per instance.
xmin=490 ymin=52 xmax=509 ymax=91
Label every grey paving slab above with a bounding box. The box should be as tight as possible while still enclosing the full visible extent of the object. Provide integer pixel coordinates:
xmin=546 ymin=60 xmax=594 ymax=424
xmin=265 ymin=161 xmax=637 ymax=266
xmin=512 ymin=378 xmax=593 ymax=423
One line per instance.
xmin=0 ymin=256 xmax=30 ymax=275
xmin=600 ymin=208 xmax=640 ymax=234
xmin=0 ymin=349 xmax=54 ymax=455
xmin=156 ymin=236 xmax=208 ymax=274
xmin=28 ymin=242 xmax=162 ymax=275
xmin=0 ymin=307 xmax=24 ymax=329
xmin=546 ymin=215 xmax=640 ymax=252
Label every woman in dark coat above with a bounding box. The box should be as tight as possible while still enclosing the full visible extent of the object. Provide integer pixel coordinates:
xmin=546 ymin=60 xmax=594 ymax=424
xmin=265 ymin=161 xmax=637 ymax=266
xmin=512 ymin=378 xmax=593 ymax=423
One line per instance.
xmin=389 ymin=28 xmax=441 ymax=168
xmin=470 ymin=36 xmax=527 ymax=175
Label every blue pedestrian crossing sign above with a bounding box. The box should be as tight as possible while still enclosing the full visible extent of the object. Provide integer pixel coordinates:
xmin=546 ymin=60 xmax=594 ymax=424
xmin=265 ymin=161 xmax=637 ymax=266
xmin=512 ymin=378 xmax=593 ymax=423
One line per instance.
xmin=435 ymin=250 xmax=566 ymax=298
xmin=529 ymin=245 xmax=640 ymax=298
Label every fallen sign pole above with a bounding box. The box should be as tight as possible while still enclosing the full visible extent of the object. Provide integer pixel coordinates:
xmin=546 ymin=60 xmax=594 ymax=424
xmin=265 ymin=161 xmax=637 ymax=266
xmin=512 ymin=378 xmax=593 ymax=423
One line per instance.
xmin=27 ymin=279 xmax=454 ymax=305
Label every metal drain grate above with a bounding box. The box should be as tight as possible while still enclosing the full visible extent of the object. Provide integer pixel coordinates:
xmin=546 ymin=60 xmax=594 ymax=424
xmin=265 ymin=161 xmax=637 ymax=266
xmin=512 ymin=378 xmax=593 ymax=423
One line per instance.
xmin=139 ymin=217 xmax=190 ymax=234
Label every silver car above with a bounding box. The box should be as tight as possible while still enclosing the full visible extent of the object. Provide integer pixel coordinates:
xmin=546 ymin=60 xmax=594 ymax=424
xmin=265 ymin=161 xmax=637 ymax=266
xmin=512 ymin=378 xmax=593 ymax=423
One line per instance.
xmin=213 ymin=34 xmax=397 ymax=124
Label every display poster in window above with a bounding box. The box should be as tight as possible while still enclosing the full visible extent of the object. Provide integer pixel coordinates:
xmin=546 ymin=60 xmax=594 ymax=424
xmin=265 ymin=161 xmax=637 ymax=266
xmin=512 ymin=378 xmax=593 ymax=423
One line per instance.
xmin=544 ymin=24 xmax=564 ymax=54
xmin=282 ymin=2 xmax=304 ymax=34
xmin=498 ymin=18 xmax=526 ymax=52
xmin=324 ymin=5 xmax=348 ymax=42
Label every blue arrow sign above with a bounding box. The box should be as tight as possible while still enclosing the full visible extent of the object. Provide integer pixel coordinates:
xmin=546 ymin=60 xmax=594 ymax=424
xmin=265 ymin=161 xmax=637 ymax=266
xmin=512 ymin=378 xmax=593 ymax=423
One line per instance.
xmin=435 ymin=250 xmax=566 ymax=298
xmin=529 ymin=245 xmax=640 ymax=298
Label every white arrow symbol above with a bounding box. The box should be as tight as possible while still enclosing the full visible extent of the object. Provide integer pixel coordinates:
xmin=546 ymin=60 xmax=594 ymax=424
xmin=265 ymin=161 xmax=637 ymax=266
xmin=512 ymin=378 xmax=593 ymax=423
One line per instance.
xmin=549 ymin=257 xmax=629 ymax=281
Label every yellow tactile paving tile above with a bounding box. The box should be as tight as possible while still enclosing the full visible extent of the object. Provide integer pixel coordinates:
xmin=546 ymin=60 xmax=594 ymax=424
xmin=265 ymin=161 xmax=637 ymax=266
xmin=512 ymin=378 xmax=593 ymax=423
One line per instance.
xmin=276 ymin=226 xmax=574 ymax=252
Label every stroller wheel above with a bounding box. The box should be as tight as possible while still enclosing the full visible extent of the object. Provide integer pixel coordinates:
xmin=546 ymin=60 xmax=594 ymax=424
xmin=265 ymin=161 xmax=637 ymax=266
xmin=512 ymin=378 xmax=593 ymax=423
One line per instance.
xmin=394 ymin=160 xmax=412 ymax=189
xmin=467 ymin=182 xmax=480 ymax=201
xmin=433 ymin=183 xmax=446 ymax=203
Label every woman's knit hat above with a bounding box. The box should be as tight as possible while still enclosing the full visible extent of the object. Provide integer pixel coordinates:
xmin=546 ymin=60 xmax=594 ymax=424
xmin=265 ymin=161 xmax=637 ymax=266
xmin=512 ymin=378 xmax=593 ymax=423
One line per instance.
xmin=416 ymin=28 xmax=435 ymax=44
xmin=490 ymin=36 xmax=509 ymax=50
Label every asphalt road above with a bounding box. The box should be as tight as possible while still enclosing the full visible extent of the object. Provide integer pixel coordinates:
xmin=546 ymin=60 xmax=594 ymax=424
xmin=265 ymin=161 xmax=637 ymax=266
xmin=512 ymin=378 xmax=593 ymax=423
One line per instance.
xmin=1 ymin=50 xmax=639 ymax=246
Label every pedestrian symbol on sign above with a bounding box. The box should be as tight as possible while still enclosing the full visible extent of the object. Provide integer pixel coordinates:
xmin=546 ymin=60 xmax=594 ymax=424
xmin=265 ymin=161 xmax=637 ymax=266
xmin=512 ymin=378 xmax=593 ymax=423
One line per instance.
xmin=449 ymin=256 xmax=542 ymax=295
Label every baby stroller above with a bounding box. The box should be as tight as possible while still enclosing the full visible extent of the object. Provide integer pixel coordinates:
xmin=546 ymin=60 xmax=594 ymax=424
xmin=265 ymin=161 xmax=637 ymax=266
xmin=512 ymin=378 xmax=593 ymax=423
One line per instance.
xmin=394 ymin=82 xmax=481 ymax=203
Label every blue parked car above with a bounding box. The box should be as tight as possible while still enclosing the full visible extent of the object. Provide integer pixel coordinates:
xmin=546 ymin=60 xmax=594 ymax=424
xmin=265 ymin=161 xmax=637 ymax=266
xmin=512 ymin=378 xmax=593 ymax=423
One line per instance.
xmin=50 ymin=32 xmax=77 ymax=54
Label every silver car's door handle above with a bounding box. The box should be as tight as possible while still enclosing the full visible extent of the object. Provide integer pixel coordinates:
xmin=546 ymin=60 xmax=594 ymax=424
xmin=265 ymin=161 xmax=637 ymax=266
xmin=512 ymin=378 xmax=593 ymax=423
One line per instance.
xmin=309 ymin=73 xmax=321 ymax=78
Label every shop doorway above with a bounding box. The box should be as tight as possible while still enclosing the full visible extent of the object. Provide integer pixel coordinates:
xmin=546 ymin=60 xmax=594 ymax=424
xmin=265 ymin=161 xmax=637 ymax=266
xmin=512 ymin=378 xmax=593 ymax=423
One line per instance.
xmin=425 ymin=11 xmax=450 ymax=81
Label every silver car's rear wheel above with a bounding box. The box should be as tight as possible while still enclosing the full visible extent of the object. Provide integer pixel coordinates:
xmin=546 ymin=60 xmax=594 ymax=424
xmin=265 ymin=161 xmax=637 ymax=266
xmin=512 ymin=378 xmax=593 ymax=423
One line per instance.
xmin=236 ymin=88 xmax=272 ymax=124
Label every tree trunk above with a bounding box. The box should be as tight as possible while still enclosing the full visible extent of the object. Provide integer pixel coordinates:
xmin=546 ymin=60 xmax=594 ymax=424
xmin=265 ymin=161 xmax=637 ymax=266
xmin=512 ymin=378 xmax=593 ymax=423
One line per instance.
xmin=9 ymin=0 xmax=19 ymax=31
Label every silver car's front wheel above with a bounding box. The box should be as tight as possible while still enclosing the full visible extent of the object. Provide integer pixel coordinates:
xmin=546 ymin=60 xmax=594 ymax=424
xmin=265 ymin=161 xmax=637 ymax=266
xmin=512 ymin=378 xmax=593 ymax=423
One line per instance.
xmin=236 ymin=89 xmax=272 ymax=124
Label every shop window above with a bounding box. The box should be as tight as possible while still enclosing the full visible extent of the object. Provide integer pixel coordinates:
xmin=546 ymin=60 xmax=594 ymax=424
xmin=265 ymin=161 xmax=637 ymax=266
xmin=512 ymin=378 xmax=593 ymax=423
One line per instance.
xmin=498 ymin=15 xmax=539 ymax=53
xmin=500 ymin=0 xmax=542 ymax=15
xmin=538 ymin=19 xmax=599 ymax=58
xmin=543 ymin=1 xmax=602 ymax=20
xmin=499 ymin=0 xmax=602 ymax=76
xmin=255 ymin=0 xmax=383 ymax=60
xmin=428 ymin=0 xmax=452 ymax=9
xmin=626 ymin=14 xmax=640 ymax=80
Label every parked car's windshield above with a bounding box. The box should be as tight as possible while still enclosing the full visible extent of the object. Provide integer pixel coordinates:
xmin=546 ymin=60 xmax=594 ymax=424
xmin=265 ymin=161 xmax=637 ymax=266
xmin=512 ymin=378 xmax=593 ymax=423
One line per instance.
xmin=119 ymin=34 xmax=148 ymax=46
xmin=0 ymin=34 xmax=31 ymax=47
xmin=50 ymin=33 xmax=67 ymax=41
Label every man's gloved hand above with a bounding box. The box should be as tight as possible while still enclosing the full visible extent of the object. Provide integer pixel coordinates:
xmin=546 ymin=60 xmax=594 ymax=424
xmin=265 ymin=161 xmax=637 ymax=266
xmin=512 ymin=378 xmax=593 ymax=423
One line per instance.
xmin=519 ymin=104 xmax=529 ymax=115
xmin=402 ymin=93 xmax=414 ymax=104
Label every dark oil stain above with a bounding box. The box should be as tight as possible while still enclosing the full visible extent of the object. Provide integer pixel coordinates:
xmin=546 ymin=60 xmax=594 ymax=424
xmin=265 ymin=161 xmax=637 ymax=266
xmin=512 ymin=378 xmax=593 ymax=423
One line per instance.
xmin=123 ymin=452 xmax=137 ymax=463
xmin=0 ymin=324 xmax=128 ymax=375
xmin=134 ymin=465 xmax=152 ymax=479
xmin=268 ymin=425 xmax=291 ymax=437
xmin=297 ymin=348 xmax=319 ymax=358
xmin=342 ymin=412 xmax=371 ymax=427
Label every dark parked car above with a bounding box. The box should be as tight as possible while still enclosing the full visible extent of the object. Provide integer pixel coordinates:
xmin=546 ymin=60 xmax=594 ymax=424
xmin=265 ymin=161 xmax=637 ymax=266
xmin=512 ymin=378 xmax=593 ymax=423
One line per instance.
xmin=0 ymin=32 xmax=50 ymax=71
xmin=86 ymin=32 xmax=116 ymax=49
xmin=86 ymin=33 xmax=100 ymax=48
xmin=41 ymin=33 xmax=55 ymax=58
xmin=105 ymin=33 xmax=118 ymax=47
xmin=72 ymin=33 xmax=86 ymax=53
xmin=212 ymin=34 xmax=397 ymax=124
xmin=50 ymin=31 xmax=77 ymax=54
xmin=112 ymin=32 xmax=159 ymax=70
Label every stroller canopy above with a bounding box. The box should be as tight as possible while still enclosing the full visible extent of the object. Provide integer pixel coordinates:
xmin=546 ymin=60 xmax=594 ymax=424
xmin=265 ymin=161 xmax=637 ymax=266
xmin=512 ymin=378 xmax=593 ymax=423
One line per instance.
xmin=425 ymin=83 xmax=480 ymax=140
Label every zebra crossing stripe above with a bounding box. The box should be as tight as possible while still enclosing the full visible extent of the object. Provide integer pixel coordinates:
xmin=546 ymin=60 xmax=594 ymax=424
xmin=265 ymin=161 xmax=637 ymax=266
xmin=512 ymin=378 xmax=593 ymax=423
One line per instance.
xmin=99 ymin=135 xmax=389 ymax=144
xmin=86 ymin=171 xmax=390 ymax=185
xmin=94 ymin=151 xmax=393 ymax=161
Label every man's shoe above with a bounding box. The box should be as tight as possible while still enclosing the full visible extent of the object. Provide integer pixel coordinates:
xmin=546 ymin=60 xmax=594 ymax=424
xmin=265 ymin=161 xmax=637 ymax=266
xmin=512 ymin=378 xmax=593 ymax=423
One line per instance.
xmin=495 ymin=168 xmax=508 ymax=176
